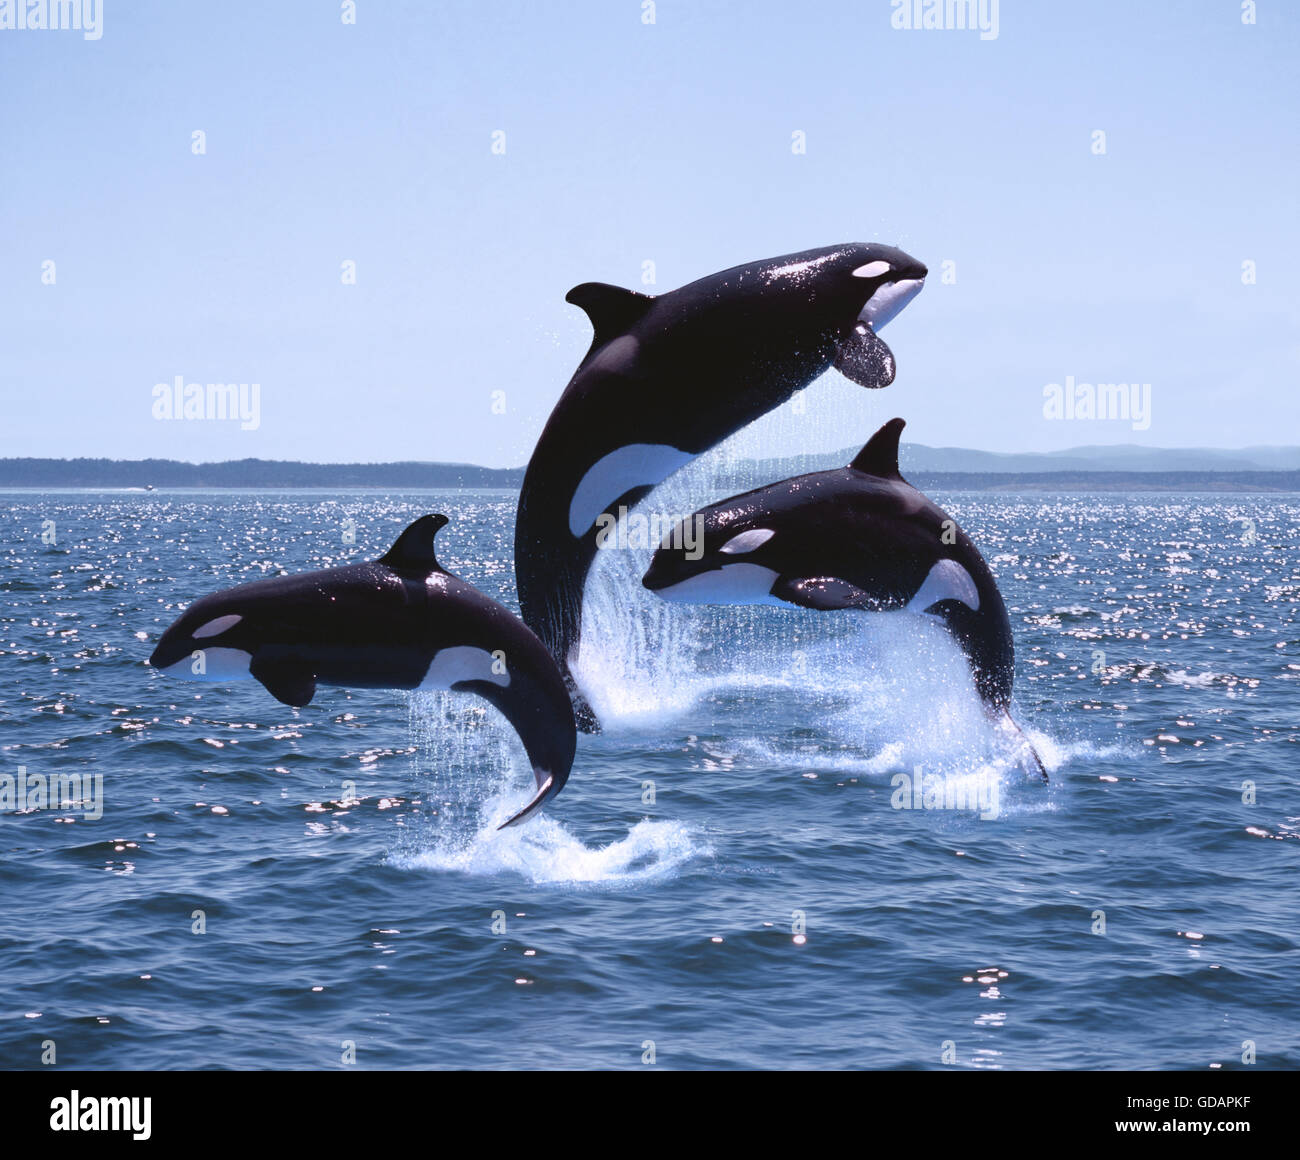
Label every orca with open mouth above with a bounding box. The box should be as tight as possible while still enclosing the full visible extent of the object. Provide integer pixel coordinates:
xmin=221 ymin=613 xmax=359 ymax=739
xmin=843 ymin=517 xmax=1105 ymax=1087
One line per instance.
xmin=515 ymin=243 xmax=927 ymax=726
xmin=149 ymin=515 xmax=576 ymax=827
xmin=641 ymin=419 xmax=1046 ymax=780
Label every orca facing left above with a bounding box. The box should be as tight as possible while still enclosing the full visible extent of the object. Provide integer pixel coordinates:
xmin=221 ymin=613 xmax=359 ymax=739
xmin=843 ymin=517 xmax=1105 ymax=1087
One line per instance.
xmin=641 ymin=419 xmax=1045 ymax=779
xmin=149 ymin=515 xmax=575 ymax=827
xmin=515 ymin=243 xmax=927 ymax=727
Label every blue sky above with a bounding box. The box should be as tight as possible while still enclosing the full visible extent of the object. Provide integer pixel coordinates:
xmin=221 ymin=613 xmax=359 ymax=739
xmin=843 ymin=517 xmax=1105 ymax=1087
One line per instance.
xmin=1 ymin=0 xmax=1296 ymax=465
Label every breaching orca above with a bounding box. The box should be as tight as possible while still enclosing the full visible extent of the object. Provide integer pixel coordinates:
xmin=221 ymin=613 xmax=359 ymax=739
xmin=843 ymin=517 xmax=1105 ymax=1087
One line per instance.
xmin=149 ymin=514 xmax=575 ymax=827
xmin=641 ymin=419 xmax=1046 ymax=779
xmin=516 ymin=243 xmax=927 ymax=725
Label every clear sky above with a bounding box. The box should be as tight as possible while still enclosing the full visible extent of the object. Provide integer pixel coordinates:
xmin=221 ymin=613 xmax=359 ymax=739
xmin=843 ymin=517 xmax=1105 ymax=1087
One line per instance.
xmin=1 ymin=0 xmax=1296 ymax=466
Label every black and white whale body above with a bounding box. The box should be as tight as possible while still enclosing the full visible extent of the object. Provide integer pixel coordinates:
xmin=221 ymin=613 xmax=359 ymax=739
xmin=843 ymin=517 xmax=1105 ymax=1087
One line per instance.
xmin=641 ymin=419 xmax=1045 ymax=779
xmin=516 ymin=243 xmax=927 ymax=725
xmin=149 ymin=515 xmax=575 ymax=827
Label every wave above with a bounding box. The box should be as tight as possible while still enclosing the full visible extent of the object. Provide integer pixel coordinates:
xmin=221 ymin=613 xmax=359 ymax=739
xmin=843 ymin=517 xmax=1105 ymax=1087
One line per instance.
xmin=391 ymin=814 xmax=706 ymax=886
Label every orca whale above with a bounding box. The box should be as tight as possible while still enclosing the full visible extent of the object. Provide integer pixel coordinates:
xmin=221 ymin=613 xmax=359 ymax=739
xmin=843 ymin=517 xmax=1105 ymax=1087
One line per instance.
xmin=515 ymin=243 xmax=927 ymax=725
xmin=640 ymin=419 xmax=1046 ymax=779
xmin=149 ymin=514 xmax=575 ymax=827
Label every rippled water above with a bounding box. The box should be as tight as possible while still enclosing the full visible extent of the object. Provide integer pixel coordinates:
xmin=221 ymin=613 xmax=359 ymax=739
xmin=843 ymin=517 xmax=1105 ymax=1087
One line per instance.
xmin=2 ymin=486 xmax=1297 ymax=1069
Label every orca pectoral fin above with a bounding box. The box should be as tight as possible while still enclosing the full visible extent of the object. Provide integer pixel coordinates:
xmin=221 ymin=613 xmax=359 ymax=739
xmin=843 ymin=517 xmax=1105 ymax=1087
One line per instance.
xmin=997 ymin=710 xmax=1048 ymax=784
xmin=453 ymin=674 xmax=575 ymax=830
xmin=249 ymin=657 xmax=318 ymax=707
xmin=772 ymin=576 xmax=874 ymax=610
xmin=832 ymin=325 xmax=896 ymax=389
xmin=497 ymin=773 xmax=557 ymax=830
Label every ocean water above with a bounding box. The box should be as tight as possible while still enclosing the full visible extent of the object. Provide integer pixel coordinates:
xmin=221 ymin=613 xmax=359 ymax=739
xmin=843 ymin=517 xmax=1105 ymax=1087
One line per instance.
xmin=2 ymin=484 xmax=1298 ymax=1070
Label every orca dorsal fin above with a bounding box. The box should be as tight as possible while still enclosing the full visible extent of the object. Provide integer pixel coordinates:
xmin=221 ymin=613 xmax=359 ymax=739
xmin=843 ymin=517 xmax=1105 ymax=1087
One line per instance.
xmin=849 ymin=418 xmax=906 ymax=480
xmin=565 ymin=282 xmax=655 ymax=345
xmin=379 ymin=514 xmax=449 ymax=573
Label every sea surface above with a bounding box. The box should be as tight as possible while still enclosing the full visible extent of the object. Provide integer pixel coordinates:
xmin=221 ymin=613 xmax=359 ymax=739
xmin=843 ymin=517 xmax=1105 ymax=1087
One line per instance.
xmin=2 ymin=483 xmax=1298 ymax=1070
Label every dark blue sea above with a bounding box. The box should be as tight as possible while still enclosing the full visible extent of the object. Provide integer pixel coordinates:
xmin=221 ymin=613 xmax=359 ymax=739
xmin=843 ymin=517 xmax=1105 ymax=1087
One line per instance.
xmin=2 ymin=483 xmax=1297 ymax=1069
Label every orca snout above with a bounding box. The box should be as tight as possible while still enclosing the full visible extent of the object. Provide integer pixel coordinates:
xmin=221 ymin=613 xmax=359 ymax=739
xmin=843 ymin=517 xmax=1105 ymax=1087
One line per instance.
xmin=149 ymin=606 xmax=246 ymax=672
xmin=148 ymin=621 xmax=189 ymax=670
xmin=894 ymin=254 xmax=928 ymax=283
xmin=851 ymin=246 xmax=927 ymax=333
xmin=641 ymin=545 xmax=699 ymax=593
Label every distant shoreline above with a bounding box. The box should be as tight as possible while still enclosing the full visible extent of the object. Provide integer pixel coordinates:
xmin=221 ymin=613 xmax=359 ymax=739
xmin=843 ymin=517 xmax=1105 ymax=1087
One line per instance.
xmin=2 ymin=457 xmax=1298 ymax=493
xmin=0 ymin=458 xmax=523 ymax=490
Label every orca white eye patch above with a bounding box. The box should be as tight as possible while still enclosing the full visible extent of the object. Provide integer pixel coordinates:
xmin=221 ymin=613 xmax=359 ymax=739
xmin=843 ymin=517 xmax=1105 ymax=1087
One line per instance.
xmin=719 ymin=528 xmax=776 ymax=555
xmin=193 ymin=613 xmax=243 ymax=639
xmin=852 ymin=260 xmax=892 ymax=279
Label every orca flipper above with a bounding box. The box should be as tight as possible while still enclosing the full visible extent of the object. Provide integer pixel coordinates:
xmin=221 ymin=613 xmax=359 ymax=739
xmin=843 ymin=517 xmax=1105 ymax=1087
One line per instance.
xmin=998 ymin=710 xmax=1047 ymax=783
xmin=250 ymin=657 xmax=317 ymax=708
xmin=773 ymin=576 xmax=874 ymax=611
xmin=497 ymin=774 xmax=556 ymax=830
xmin=569 ymin=681 xmax=601 ymax=734
xmin=832 ymin=324 xmax=895 ymax=389
xmin=453 ymin=664 xmax=576 ymax=829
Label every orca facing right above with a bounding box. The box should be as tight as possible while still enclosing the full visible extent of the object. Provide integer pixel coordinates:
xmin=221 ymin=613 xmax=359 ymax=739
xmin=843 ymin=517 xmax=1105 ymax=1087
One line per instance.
xmin=516 ymin=242 xmax=928 ymax=725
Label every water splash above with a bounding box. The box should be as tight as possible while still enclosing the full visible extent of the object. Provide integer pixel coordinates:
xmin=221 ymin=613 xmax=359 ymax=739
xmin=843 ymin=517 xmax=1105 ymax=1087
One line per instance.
xmin=392 ymin=814 xmax=706 ymax=886
xmin=573 ymin=435 xmax=787 ymax=727
xmin=395 ymin=690 xmax=708 ymax=884
xmin=404 ymin=690 xmax=521 ymax=831
xmin=572 ymin=439 xmax=1067 ymax=795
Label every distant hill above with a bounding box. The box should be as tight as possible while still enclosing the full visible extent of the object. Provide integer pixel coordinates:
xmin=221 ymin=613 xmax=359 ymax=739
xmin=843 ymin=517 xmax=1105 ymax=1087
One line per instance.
xmin=901 ymin=470 xmax=1300 ymax=493
xmin=2 ymin=450 xmax=1299 ymax=493
xmin=733 ymin=441 xmax=1300 ymax=480
xmin=901 ymin=441 xmax=1300 ymax=473
xmin=0 ymin=457 xmax=524 ymax=489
